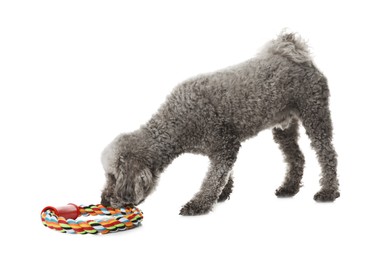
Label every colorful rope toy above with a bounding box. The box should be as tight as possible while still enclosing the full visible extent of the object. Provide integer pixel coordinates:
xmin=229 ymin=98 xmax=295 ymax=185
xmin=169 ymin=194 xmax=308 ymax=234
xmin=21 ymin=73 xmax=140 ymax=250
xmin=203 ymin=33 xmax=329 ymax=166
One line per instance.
xmin=41 ymin=203 xmax=143 ymax=234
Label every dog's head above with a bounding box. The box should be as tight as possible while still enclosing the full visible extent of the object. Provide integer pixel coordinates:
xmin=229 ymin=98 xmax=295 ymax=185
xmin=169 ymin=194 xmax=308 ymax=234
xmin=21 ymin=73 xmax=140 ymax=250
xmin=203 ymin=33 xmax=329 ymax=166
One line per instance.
xmin=100 ymin=134 xmax=157 ymax=208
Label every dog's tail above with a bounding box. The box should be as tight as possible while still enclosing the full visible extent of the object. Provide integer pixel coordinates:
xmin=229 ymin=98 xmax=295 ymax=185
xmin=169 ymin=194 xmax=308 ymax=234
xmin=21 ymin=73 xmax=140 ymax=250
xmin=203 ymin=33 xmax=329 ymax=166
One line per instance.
xmin=261 ymin=32 xmax=312 ymax=65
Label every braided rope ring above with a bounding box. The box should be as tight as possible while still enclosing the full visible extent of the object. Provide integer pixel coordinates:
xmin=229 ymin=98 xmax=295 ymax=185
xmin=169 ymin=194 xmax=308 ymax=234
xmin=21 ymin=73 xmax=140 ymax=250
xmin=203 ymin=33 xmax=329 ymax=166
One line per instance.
xmin=41 ymin=204 xmax=143 ymax=234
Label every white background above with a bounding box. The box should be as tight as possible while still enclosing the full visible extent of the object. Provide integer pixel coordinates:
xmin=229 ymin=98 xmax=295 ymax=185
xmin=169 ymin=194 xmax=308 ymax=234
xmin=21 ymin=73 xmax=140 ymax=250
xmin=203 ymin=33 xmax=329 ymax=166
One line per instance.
xmin=1 ymin=0 xmax=379 ymax=259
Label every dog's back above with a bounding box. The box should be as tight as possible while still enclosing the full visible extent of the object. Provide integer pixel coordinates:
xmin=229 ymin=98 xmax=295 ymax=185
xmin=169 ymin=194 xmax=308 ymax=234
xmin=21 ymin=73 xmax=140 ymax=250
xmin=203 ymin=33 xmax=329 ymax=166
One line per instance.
xmin=164 ymin=33 xmax=326 ymax=142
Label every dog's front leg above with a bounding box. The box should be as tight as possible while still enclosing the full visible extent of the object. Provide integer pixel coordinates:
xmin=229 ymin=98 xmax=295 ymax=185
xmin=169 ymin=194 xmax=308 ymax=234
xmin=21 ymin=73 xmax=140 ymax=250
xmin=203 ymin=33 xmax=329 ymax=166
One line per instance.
xmin=180 ymin=160 xmax=235 ymax=216
xmin=180 ymin=124 xmax=240 ymax=216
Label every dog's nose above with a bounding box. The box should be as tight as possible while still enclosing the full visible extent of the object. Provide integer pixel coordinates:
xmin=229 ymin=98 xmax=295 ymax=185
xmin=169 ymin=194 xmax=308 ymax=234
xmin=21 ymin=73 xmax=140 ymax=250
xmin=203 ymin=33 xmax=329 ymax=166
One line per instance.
xmin=101 ymin=197 xmax=111 ymax=207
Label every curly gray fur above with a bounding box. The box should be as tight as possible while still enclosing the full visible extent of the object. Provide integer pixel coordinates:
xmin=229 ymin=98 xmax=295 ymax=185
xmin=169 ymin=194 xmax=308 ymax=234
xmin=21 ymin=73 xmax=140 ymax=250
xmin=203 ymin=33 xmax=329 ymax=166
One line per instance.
xmin=101 ymin=32 xmax=340 ymax=215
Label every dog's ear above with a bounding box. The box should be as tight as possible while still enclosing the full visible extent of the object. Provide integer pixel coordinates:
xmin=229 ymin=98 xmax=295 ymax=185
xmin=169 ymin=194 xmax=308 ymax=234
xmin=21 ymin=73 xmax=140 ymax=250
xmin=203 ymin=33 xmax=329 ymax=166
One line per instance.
xmin=113 ymin=158 xmax=154 ymax=206
xmin=113 ymin=158 xmax=136 ymax=202
xmin=101 ymin=173 xmax=116 ymax=206
xmin=139 ymin=166 xmax=154 ymax=192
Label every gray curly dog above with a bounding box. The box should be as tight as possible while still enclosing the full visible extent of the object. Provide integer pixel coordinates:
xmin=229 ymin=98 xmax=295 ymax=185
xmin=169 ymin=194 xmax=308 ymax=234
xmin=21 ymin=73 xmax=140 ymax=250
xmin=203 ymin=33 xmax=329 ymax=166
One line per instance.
xmin=101 ymin=33 xmax=340 ymax=216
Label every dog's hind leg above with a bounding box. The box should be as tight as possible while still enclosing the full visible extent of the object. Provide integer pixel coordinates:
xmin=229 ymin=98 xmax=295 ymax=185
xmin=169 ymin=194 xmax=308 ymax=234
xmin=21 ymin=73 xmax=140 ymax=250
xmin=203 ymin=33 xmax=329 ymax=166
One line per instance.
xmin=299 ymin=92 xmax=340 ymax=201
xmin=273 ymin=118 xmax=305 ymax=197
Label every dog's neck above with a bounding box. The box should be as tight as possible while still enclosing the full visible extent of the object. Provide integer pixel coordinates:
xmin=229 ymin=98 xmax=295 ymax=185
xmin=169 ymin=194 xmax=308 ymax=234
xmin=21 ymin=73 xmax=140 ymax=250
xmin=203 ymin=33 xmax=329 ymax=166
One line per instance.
xmin=136 ymin=121 xmax=182 ymax=175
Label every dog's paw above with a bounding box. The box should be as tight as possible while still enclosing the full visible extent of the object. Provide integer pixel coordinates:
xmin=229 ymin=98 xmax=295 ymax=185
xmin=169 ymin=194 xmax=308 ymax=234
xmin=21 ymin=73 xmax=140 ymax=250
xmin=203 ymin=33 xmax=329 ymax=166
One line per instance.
xmin=314 ymin=189 xmax=340 ymax=202
xmin=217 ymin=186 xmax=232 ymax=203
xmin=179 ymin=200 xmax=213 ymax=216
xmin=217 ymin=178 xmax=233 ymax=203
xmin=217 ymin=192 xmax=231 ymax=203
xmin=275 ymin=185 xmax=299 ymax=197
